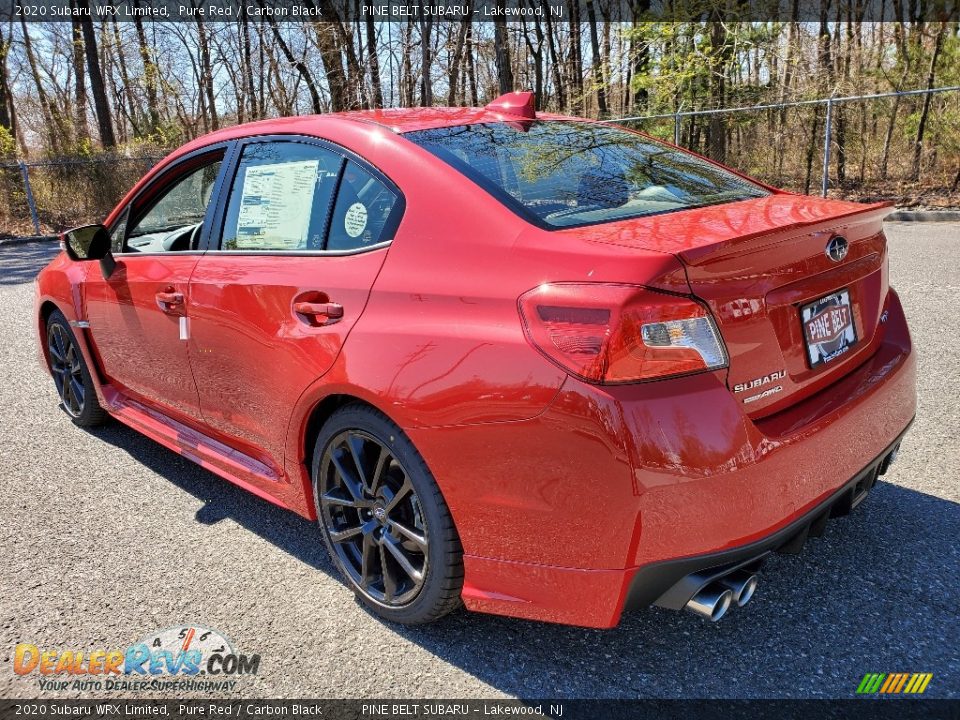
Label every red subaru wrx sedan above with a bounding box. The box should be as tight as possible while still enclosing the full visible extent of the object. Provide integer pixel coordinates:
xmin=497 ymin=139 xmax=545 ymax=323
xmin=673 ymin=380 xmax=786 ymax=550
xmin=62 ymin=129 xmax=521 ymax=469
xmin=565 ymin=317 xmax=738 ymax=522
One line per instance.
xmin=35 ymin=92 xmax=915 ymax=627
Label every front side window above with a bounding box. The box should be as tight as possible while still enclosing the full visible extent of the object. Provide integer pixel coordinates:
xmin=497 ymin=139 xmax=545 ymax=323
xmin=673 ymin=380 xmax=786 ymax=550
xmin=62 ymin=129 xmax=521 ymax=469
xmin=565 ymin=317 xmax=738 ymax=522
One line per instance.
xmin=220 ymin=142 xmax=342 ymax=251
xmin=404 ymin=121 xmax=769 ymax=229
xmin=124 ymin=156 xmax=223 ymax=252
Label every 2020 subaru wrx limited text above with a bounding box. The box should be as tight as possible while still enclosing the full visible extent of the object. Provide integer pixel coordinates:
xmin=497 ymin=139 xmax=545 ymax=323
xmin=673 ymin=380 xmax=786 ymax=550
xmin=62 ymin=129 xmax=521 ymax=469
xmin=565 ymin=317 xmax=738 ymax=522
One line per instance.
xmin=35 ymin=92 xmax=915 ymax=627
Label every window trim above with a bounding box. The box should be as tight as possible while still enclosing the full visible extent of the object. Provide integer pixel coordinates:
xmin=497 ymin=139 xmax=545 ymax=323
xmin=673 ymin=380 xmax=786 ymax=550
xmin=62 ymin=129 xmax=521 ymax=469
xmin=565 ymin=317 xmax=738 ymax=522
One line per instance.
xmin=107 ymin=141 xmax=234 ymax=257
xmin=204 ymin=134 xmax=406 ymax=257
xmin=402 ymin=120 xmax=770 ymax=232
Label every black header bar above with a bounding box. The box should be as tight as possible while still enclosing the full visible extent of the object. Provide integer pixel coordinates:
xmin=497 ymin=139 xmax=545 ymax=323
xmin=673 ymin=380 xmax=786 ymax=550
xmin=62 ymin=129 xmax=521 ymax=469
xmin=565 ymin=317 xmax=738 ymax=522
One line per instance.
xmin=1 ymin=699 xmax=959 ymax=720
xmin=2 ymin=0 xmax=957 ymax=23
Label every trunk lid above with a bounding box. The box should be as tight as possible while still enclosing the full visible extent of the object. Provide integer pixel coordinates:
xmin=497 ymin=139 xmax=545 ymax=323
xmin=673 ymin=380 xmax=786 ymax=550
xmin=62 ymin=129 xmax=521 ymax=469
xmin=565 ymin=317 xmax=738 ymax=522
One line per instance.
xmin=576 ymin=193 xmax=891 ymax=417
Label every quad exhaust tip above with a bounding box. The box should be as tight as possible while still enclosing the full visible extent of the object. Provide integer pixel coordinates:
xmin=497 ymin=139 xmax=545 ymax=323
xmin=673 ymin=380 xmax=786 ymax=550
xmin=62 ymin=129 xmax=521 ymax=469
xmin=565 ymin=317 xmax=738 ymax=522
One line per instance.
xmin=684 ymin=571 xmax=759 ymax=620
xmin=718 ymin=571 xmax=759 ymax=607
xmin=684 ymin=585 xmax=734 ymax=622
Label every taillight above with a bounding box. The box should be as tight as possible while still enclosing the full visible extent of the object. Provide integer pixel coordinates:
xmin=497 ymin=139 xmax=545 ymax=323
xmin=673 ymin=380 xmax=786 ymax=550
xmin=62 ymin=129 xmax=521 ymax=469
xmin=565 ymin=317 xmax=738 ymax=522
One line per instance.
xmin=518 ymin=283 xmax=728 ymax=384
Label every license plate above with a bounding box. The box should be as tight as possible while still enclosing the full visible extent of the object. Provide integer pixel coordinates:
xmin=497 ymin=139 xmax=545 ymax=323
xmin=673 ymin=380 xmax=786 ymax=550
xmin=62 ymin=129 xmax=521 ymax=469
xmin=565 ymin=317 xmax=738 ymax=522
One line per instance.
xmin=801 ymin=289 xmax=858 ymax=368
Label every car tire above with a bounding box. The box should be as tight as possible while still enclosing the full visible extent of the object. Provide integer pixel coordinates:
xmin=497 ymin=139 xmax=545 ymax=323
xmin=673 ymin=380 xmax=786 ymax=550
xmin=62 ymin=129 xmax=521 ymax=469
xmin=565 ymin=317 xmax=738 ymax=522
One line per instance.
xmin=312 ymin=403 xmax=463 ymax=625
xmin=45 ymin=310 xmax=108 ymax=427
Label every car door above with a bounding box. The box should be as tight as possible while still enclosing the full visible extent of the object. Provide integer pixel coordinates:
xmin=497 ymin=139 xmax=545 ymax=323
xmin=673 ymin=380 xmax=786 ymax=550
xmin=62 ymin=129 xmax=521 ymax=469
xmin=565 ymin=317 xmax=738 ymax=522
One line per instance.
xmin=187 ymin=137 xmax=403 ymax=475
xmin=83 ymin=147 xmax=228 ymax=420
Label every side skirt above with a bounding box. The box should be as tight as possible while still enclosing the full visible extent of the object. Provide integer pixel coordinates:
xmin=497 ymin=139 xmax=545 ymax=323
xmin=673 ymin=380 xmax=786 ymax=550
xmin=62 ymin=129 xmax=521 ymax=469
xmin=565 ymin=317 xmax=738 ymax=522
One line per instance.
xmin=101 ymin=386 xmax=297 ymax=512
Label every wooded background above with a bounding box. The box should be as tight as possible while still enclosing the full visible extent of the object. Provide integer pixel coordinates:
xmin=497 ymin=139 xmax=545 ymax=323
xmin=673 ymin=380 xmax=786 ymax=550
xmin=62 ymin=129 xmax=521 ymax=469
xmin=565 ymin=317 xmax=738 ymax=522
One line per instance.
xmin=1 ymin=15 xmax=958 ymax=235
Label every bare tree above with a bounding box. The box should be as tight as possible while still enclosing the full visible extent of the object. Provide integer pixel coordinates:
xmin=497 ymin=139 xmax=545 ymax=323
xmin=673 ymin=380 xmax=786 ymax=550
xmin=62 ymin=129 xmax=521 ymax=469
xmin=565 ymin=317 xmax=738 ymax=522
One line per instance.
xmin=365 ymin=16 xmax=384 ymax=108
xmin=585 ymin=0 xmax=607 ymax=116
xmin=72 ymin=4 xmax=115 ymax=147
xmin=493 ymin=18 xmax=514 ymax=95
xmin=911 ymin=21 xmax=946 ymax=180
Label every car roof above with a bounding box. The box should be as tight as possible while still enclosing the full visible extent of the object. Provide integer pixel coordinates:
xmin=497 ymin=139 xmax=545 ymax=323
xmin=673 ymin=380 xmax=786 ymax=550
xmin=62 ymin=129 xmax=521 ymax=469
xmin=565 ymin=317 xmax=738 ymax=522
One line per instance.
xmin=328 ymin=107 xmax=571 ymax=133
xmin=162 ymin=103 xmax=579 ymax=171
xmin=185 ymin=106 xmax=573 ymax=145
xmin=165 ymin=93 xmax=576 ymax=162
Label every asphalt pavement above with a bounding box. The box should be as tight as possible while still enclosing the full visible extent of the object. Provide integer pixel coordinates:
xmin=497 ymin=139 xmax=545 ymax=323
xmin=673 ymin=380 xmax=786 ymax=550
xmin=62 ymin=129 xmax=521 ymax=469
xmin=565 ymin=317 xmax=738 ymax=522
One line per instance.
xmin=0 ymin=224 xmax=957 ymax=699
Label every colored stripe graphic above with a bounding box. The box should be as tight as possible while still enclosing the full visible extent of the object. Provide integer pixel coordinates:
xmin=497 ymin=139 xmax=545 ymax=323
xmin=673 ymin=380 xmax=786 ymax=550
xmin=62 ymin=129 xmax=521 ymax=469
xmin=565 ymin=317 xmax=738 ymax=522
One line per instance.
xmin=879 ymin=674 xmax=897 ymax=693
xmin=857 ymin=672 xmax=932 ymax=694
xmin=857 ymin=673 xmax=886 ymax=694
xmin=905 ymin=673 xmax=934 ymax=694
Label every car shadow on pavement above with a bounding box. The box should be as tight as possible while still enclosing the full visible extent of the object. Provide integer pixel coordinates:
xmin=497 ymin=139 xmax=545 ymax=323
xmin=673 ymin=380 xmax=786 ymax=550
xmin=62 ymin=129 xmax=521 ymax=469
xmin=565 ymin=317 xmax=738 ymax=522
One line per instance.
xmin=0 ymin=241 xmax=60 ymax=285
xmin=82 ymin=420 xmax=338 ymax=574
xmin=84 ymin=419 xmax=959 ymax=699
xmin=390 ymin=479 xmax=960 ymax=699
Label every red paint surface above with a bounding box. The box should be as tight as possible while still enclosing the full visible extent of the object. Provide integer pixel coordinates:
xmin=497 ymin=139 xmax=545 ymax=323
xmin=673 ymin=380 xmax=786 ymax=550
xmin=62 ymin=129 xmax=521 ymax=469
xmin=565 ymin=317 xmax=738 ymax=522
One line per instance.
xmin=36 ymin=106 xmax=915 ymax=627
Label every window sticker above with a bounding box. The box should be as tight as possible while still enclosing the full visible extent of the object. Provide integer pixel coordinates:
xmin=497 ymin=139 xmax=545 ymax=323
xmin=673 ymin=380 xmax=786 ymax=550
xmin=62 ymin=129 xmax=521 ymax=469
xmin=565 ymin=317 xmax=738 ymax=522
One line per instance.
xmin=344 ymin=202 xmax=368 ymax=239
xmin=235 ymin=160 xmax=320 ymax=249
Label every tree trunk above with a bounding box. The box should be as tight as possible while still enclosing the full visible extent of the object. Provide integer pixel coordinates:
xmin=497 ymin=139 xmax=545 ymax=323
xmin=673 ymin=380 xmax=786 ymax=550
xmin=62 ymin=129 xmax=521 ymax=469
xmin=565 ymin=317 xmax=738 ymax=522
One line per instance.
xmin=69 ymin=11 xmax=89 ymax=146
xmin=493 ymin=18 xmax=514 ymax=96
xmin=110 ymin=17 xmax=140 ymax=139
xmin=194 ymin=16 xmax=218 ymax=131
xmin=259 ymin=5 xmax=323 ymax=113
xmin=708 ymin=19 xmax=728 ymax=164
xmin=776 ymin=0 xmax=800 ymax=183
xmin=314 ymin=22 xmax=350 ymax=111
xmin=911 ymin=22 xmax=946 ymax=181
xmin=585 ymin=0 xmax=607 ymax=116
xmin=629 ymin=0 xmax=650 ymax=112
xmin=567 ymin=0 xmax=583 ymax=114
xmin=420 ymin=19 xmax=434 ymax=106
xmin=803 ymin=106 xmax=822 ymax=195
xmin=465 ymin=23 xmax=478 ymax=106
xmin=0 ymin=23 xmax=14 ymax=144
xmin=365 ymin=16 xmax=384 ymax=108
xmin=74 ymin=7 xmax=115 ymax=147
xmin=880 ymin=67 xmax=909 ymax=180
xmin=401 ymin=20 xmax=414 ymax=107
xmin=543 ymin=1 xmax=565 ymax=112
xmin=447 ymin=20 xmax=469 ymax=106
xmin=316 ymin=4 xmax=367 ymax=109
xmin=133 ymin=17 xmax=161 ymax=133
xmin=521 ymin=15 xmax=545 ymax=110
xmin=241 ymin=11 xmax=258 ymax=119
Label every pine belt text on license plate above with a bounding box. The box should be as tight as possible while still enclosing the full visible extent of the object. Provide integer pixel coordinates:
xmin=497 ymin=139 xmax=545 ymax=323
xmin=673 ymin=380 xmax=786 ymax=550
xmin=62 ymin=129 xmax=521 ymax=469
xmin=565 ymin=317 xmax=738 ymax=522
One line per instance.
xmin=801 ymin=289 xmax=858 ymax=368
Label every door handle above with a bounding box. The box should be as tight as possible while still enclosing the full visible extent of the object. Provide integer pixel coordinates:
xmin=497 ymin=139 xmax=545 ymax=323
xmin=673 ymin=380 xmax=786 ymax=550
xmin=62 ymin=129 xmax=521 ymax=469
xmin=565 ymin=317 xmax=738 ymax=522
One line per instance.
xmin=156 ymin=290 xmax=185 ymax=315
xmin=293 ymin=301 xmax=344 ymax=325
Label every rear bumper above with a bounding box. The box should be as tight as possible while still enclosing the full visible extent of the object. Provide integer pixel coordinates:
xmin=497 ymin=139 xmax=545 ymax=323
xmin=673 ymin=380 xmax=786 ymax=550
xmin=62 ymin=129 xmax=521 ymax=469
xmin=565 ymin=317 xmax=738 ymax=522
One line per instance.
xmin=410 ymin=289 xmax=916 ymax=628
xmin=623 ymin=419 xmax=911 ymax=612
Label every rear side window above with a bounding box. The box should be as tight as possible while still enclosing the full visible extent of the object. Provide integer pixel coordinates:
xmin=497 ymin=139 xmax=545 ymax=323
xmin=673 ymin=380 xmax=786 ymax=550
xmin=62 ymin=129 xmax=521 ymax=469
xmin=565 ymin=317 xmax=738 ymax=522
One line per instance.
xmin=326 ymin=161 xmax=399 ymax=251
xmin=221 ymin=142 xmax=342 ymax=251
xmin=404 ymin=121 xmax=768 ymax=229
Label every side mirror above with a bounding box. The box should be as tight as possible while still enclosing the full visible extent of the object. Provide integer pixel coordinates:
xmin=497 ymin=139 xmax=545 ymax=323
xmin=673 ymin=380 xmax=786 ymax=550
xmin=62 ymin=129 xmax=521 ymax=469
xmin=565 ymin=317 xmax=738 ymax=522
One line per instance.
xmin=61 ymin=224 xmax=116 ymax=278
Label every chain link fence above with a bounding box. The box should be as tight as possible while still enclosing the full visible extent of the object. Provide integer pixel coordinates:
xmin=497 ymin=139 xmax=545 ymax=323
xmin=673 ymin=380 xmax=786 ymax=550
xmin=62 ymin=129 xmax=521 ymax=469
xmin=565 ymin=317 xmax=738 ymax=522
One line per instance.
xmin=0 ymin=155 xmax=162 ymax=238
xmin=617 ymin=86 xmax=960 ymax=203
xmin=2 ymin=87 xmax=958 ymax=238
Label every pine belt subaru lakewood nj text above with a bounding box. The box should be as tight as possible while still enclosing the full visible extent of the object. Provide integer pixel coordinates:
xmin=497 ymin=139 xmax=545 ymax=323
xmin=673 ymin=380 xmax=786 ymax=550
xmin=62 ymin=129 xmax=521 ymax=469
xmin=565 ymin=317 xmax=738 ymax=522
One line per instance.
xmin=35 ymin=92 xmax=915 ymax=627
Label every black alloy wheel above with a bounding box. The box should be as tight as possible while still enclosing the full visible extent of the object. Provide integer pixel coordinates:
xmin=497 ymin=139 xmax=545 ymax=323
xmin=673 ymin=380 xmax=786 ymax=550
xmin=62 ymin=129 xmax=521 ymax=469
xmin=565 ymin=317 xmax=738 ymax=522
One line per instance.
xmin=48 ymin=321 xmax=85 ymax=417
xmin=45 ymin=310 xmax=107 ymax=427
xmin=319 ymin=429 xmax=428 ymax=606
xmin=313 ymin=405 xmax=463 ymax=624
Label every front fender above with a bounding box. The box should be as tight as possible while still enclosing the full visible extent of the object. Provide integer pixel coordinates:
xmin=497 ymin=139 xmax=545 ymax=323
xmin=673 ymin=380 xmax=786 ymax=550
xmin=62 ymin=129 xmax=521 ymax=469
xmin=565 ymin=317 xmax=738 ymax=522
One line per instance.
xmin=35 ymin=255 xmax=109 ymax=408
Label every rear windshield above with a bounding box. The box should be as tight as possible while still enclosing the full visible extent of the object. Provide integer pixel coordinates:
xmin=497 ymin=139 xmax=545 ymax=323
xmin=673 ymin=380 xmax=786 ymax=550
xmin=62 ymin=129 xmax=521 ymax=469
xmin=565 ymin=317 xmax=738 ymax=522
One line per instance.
xmin=404 ymin=121 xmax=769 ymax=229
